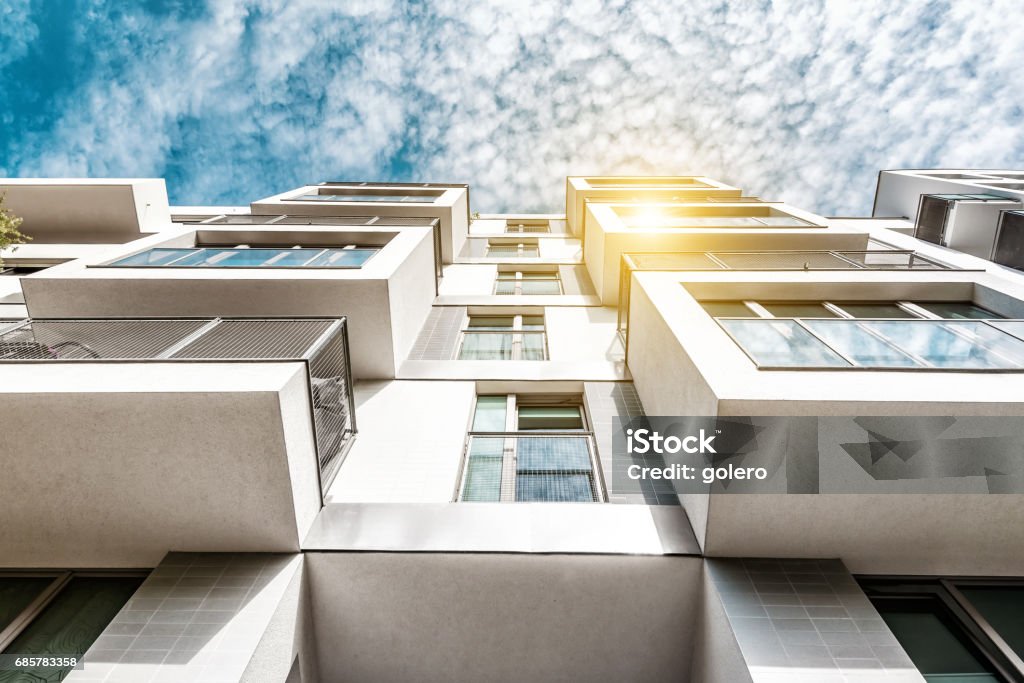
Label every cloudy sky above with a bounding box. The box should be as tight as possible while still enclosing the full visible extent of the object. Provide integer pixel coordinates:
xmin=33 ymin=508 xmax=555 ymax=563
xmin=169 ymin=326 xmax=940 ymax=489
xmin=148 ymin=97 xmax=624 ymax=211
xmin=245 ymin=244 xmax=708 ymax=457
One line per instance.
xmin=1 ymin=0 xmax=1022 ymax=214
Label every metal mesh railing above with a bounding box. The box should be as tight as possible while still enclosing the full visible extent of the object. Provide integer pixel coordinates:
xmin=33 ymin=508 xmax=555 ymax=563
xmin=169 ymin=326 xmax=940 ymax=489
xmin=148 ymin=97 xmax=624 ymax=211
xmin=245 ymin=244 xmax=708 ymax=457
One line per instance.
xmin=0 ymin=317 xmax=355 ymax=492
xmin=459 ymin=434 xmax=600 ymax=502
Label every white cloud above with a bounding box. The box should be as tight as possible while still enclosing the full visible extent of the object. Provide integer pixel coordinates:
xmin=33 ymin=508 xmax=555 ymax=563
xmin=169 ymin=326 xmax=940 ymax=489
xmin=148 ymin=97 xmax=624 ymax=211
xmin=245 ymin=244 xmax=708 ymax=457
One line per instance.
xmin=2 ymin=0 xmax=1024 ymax=215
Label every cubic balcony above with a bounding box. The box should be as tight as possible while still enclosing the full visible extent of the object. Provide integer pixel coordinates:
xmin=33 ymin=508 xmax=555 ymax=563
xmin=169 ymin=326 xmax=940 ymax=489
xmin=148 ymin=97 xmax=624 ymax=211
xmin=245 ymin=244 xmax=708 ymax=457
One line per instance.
xmin=582 ymin=201 xmax=869 ymax=304
xmin=0 ymin=317 xmax=354 ymax=567
xmin=624 ymin=268 xmax=1024 ymax=574
xmin=565 ymin=176 xmax=743 ymax=235
xmin=20 ymin=224 xmax=436 ymax=378
xmin=251 ymin=182 xmax=470 ymax=263
xmin=616 ymin=248 xmax=959 ymax=343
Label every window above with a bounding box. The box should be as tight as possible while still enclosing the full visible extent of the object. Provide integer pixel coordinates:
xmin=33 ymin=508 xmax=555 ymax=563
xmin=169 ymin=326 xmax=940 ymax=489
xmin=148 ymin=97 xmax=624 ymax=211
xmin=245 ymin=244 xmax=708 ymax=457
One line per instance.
xmin=494 ymin=270 xmax=561 ymax=295
xmin=0 ymin=571 xmax=146 ymax=680
xmin=0 ymin=266 xmax=47 ymax=276
xmin=457 ymin=314 xmax=546 ymax=360
xmin=505 ymin=220 xmax=549 ymax=234
xmin=704 ymin=298 xmax=1024 ymax=370
xmin=107 ymin=246 xmax=379 ymax=268
xmin=486 ymin=240 xmax=540 ymax=258
xmin=459 ymin=395 xmax=601 ymax=502
xmin=861 ymin=578 xmax=1024 ymax=682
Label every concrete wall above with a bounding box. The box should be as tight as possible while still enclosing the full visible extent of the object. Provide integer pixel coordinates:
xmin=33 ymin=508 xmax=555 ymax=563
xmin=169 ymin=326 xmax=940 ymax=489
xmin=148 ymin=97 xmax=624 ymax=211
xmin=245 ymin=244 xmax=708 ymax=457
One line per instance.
xmin=0 ymin=362 xmax=321 ymax=567
xmin=305 ymin=552 xmax=701 ymax=683
xmin=325 ymin=380 xmax=476 ymax=503
xmin=0 ymin=179 xmax=171 ymax=243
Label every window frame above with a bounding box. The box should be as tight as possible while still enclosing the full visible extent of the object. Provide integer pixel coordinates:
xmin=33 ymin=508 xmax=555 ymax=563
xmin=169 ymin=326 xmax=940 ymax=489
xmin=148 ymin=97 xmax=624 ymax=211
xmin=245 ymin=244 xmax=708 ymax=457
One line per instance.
xmin=0 ymin=569 xmax=149 ymax=653
xmin=456 ymin=313 xmax=548 ymax=360
xmin=860 ymin=576 xmax=1024 ymax=681
xmin=455 ymin=394 xmax=605 ymax=503
xmin=493 ymin=269 xmax=562 ymax=295
xmin=485 ymin=240 xmax=541 ymax=258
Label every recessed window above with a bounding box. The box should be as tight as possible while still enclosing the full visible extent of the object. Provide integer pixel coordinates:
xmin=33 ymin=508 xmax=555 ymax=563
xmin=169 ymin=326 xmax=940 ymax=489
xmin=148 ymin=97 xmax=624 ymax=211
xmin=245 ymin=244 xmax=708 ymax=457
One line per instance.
xmin=459 ymin=394 xmax=600 ymax=502
xmin=494 ymin=270 xmax=561 ymax=295
xmin=505 ymin=219 xmax=549 ymax=234
xmin=0 ymin=571 xmax=146 ymax=679
xmin=486 ymin=240 xmax=540 ymax=258
xmin=861 ymin=578 xmax=1024 ymax=682
xmin=457 ymin=314 xmax=546 ymax=360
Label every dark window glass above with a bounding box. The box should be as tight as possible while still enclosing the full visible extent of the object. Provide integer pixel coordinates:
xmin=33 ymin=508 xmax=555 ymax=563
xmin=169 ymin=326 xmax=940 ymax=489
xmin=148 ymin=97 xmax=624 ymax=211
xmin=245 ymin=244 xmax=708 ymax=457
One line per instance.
xmin=916 ymin=302 xmax=1001 ymax=320
xmin=992 ymin=212 xmax=1024 ymax=271
xmin=0 ymin=577 xmax=53 ymax=631
xmin=959 ymin=586 xmax=1024 ymax=661
xmin=1 ymin=576 xmax=145 ymax=681
xmin=874 ymin=597 xmax=1000 ymax=682
xmin=833 ymin=303 xmax=920 ymax=319
xmin=761 ymin=303 xmax=838 ymax=318
xmin=701 ymin=301 xmax=756 ymax=317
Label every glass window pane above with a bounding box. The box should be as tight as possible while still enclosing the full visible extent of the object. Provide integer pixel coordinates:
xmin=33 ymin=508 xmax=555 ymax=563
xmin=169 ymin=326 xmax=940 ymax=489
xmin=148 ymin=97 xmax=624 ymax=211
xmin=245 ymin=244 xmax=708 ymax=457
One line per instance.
xmin=458 ymin=332 xmax=512 ymax=360
xmin=834 ymin=303 xmax=920 ymax=319
xmin=521 ymin=316 xmax=545 ymax=330
xmin=701 ymin=301 xmax=757 ymax=318
xmin=517 ymin=436 xmax=592 ymax=470
xmin=762 ymin=303 xmax=838 ymax=318
xmin=0 ymin=577 xmax=54 ymax=632
xmin=516 ymin=474 xmax=593 ymax=502
xmin=958 ymin=586 xmax=1024 ymax=661
xmin=306 ymin=249 xmax=376 ymax=267
xmin=864 ymin=321 xmax=1024 ymax=369
xmin=916 ymin=302 xmax=1001 ymax=320
xmin=1 ymin=576 xmax=145 ymax=679
xmin=801 ymin=321 xmax=920 ymax=367
xmin=494 ymin=280 xmax=517 ymax=295
xmin=472 ymin=396 xmax=507 ymax=431
xmin=462 ymin=437 xmax=504 ymax=502
xmin=521 ymin=246 xmax=540 ymax=257
xmin=517 ymin=406 xmax=583 ymax=430
xmin=718 ymin=319 xmax=851 ymax=367
xmin=875 ymin=598 xmax=999 ymax=682
xmin=467 ymin=317 xmax=514 ymax=329
xmin=110 ymin=249 xmax=194 ymax=266
xmin=987 ymin=320 xmax=1024 ymax=342
xmin=519 ymin=279 xmax=560 ymax=295
xmin=521 ymin=332 xmax=546 ymax=360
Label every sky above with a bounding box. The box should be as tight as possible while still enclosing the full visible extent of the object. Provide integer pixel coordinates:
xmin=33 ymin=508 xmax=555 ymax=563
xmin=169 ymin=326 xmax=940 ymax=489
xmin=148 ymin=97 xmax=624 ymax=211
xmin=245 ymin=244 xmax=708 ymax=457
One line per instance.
xmin=1 ymin=0 xmax=1023 ymax=215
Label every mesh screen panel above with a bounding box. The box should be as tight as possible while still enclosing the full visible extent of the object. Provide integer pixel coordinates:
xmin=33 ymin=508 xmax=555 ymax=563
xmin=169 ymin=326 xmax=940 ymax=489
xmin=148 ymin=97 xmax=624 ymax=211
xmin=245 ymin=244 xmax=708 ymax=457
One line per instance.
xmin=915 ymin=196 xmax=950 ymax=245
xmin=170 ymin=319 xmax=332 ymax=359
xmin=0 ymin=320 xmax=208 ymax=359
xmin=993 ymin=212 xmax=1024 ymax=271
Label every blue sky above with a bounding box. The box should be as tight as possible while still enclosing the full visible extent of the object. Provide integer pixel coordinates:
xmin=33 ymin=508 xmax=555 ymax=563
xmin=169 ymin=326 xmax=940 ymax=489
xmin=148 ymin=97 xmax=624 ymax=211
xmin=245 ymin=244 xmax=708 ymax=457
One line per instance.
xmin=1 ymin=0 xmax=1022 ymax=214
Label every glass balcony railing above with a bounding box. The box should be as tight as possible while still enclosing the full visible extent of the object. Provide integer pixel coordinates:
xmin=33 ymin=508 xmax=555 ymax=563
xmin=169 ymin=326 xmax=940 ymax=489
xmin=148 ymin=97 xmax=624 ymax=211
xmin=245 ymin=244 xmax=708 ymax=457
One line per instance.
xmin=0 ymin=317 xmax=356 ymax=489
xmin=717 ymin=317 xmax=1024 ymax=370
xmin=459 ymin=433 xmax=601 ymax=502
xmin=106 ymin=247 xmax=379 ymax=268
xmin=617 ymin=250 xmax=963 ymax=345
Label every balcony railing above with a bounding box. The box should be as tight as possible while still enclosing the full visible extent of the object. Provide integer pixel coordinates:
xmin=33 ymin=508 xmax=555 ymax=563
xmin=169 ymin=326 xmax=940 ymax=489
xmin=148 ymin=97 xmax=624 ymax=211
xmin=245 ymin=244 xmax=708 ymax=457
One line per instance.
xmin=716 ymin=317 xmax=1024 ymax=371
xmin=617 ymin=249 xmax=964 ymax=345
xmin=458 ymin=433 xmax=602 ymax=502
xmin=0 ymin=317 xmax=356 ymax=491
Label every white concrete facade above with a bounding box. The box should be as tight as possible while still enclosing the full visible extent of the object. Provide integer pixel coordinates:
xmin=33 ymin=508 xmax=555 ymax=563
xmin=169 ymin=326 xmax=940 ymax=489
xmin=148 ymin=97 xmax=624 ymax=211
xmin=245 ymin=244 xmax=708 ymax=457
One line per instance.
xmin=1 ymin=174 xmax=1023 ymax=682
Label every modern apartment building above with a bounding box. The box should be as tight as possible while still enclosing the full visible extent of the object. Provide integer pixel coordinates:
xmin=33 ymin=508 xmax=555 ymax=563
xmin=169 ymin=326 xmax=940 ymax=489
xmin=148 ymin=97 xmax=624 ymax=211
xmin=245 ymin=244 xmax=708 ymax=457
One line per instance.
xmin=0 ymin=172 xmax=1023 ymax=682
